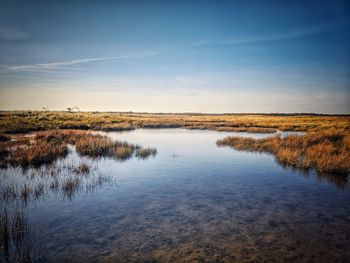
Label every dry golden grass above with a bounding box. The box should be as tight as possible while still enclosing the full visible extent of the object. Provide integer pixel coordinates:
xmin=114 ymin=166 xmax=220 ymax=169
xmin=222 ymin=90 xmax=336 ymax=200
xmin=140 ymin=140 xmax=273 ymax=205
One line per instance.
xmin=217 ymin=129 xmax=350 ymax=175
xmin=1 ymin=111 xmax=349 ymax=134
xmin=0 ymin=130 xmax=156 ymax=168
xmin=16 ymin=140 xmax=67 ymax=166
xmin=74 ymin=134 xmax=136 ymax=159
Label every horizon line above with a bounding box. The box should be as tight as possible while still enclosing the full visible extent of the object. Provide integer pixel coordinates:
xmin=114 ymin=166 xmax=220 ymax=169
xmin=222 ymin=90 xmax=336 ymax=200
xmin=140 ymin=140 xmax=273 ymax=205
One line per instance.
xmin=0 ymin=109 xmax=349 ymax=116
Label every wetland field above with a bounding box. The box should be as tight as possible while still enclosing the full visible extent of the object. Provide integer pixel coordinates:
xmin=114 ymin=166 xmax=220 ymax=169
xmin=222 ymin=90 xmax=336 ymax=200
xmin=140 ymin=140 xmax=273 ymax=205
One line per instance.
xmin=0 ymin=112 xmax=350 ymax=262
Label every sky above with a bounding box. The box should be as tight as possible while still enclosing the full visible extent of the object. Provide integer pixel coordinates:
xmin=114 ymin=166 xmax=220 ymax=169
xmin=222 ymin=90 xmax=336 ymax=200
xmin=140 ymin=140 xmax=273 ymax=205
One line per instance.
xmin=0 ymin=0 xmax=349 ymax=113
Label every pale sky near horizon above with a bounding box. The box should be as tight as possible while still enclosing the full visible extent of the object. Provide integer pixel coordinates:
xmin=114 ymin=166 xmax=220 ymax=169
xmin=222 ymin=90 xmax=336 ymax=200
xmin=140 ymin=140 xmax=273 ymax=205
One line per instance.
xmin=0 ymin=0 xmax=349 ymax=113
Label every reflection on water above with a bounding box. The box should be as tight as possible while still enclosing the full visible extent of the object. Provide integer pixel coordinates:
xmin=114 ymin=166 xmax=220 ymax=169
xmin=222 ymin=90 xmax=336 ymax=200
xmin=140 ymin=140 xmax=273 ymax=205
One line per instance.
xmin=0 ymin=208 xmax=45 ymax=262
xmin=276 ymin=159 xmax=349 ymax=189
xmin=1 ymin=129 xmax=350 ymax=262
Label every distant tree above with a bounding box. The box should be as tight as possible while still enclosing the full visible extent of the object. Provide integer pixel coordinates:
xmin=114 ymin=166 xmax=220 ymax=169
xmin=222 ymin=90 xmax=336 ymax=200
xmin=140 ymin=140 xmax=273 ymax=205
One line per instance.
xmin=67 ymin=106 xmax=80 ymax=112
xmin=42 ymin=106 xmax=49 ymax=111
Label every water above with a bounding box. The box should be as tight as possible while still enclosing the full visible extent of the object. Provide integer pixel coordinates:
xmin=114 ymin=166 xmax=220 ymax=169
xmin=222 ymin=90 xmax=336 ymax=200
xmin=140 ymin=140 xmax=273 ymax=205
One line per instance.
xmin=1 ymin=129 xmax=350 ymax=262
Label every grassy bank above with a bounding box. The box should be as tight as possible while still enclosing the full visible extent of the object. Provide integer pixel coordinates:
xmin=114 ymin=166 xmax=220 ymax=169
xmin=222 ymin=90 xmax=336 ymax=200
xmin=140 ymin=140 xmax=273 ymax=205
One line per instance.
xmin=217 ymin=129 xmax=350 ymax=176
xmin=1 ymin=111 xmax=349 ymax=134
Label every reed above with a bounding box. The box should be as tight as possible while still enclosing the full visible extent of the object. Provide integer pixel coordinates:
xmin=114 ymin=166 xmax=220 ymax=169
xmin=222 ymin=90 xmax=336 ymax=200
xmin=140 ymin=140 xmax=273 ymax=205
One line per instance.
xmin=20 ymin=184 xmax=33 ymax=203
xmin=2 ymin=185 xmax=17 ymax=203
xmin=62 ymin=177 xmax=81 ymax=199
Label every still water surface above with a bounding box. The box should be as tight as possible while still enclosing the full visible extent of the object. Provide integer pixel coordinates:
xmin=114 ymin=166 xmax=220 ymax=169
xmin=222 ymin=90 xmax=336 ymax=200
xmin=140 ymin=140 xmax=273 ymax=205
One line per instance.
xmin=2 ymin=129 xmax=350 ymax=262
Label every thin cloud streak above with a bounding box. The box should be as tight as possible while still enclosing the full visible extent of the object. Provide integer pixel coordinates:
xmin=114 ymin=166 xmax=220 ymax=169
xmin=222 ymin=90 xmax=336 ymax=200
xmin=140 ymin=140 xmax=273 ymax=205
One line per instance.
xmin=193 ymin=23 xmax=345 ymax=46
xmin=0 ymin=26 xmax=27 ymax=40
xmin=9 ymin=52 xmax=158 ymax=72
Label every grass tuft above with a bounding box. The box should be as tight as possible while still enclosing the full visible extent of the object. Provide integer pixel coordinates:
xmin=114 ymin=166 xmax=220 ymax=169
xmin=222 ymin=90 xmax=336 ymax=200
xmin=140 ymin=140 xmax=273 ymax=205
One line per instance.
xmin=135 ymin=148 xmax=157 ymax=159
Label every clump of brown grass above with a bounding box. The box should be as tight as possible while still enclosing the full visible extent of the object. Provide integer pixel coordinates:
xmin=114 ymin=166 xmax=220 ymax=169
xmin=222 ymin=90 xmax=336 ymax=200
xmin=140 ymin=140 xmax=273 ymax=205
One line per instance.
xmin=114 ymin=145 xmax=134 ymax=160
xmin=74 ymin=134 xmax=139 ymax=160
xmin=0 ymin=137 xmax=31 ymax=168
xmin=217 ymin=129 xmax=350 ymax=176
xmin=9 ymin=140 xmax=68 ymax=167
xmin=135 ymin=148 xmax=157 ymax=159
xmin=0 ymin=130 xmax=157 ymax=168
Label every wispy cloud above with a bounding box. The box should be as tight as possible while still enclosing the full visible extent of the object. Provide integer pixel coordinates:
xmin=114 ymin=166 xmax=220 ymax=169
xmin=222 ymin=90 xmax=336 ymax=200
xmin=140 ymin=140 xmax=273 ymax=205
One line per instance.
xmin=9 ymin=52 xmax=158 ymax=72
xmin=0 ymin=26 xmax=27 ymax=40
xmin=193 ymin=23 xmax=345 ymax=47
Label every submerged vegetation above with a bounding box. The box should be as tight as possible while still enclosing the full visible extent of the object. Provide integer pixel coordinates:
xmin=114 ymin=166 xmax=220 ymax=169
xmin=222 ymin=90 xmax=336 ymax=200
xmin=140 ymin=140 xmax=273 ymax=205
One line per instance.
xmin=1 ymin=166 xmax=115 ymax=204
xmin=72 ymin=162 xmax=91 ymax=174
xmin=217 ymin=129 xmax=350 ymax=177
xmin=0 ymin=209 xmax=45 ymax=262
xmin=0 ymin=130 xmax=157 ymax=168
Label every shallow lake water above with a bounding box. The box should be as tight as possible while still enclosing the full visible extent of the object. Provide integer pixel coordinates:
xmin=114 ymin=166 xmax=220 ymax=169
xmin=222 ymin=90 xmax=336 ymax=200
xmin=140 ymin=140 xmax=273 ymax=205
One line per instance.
xmin=1 ymin=128 xmax=350 ymax=262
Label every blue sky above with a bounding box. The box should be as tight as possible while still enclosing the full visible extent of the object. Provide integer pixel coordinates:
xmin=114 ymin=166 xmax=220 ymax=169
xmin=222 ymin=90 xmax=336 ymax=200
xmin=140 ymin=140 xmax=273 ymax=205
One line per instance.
xmin=0 ymin=0 xmax=349 ymax=113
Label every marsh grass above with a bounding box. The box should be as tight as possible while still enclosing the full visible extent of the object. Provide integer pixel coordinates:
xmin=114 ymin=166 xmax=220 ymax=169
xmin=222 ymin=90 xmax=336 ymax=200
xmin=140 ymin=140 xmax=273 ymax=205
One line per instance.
xmin=0 ymin=130 xmax=157 ymax=168
xmin=49 ymin=178 xmax=59 ymax=192
xmin=2 ymin=186 xmax=17 ymax=203
xmin=135 ymin=148 xmax=157 ymax=159
xmin=217 ymin=129 xmax=350 ymax=177
xmin=20 ymin=184 xmax=32 ymax=204
xmin=72 ymin=163 xmax=91 ymax=174
xmin=0 ymin=138 xmax=68 ymax=168
xmin=1 ymin=111 xmax=348 ymax=134
xmin=0 ymin=163 xmax=115 ymax=204
xmin=74 ymin=135 xmax=136 ymax=159
xmin=1 ymin=175 xmax=114 ymax=205
xmin=62 ymin=177 xmax=81 ymax=200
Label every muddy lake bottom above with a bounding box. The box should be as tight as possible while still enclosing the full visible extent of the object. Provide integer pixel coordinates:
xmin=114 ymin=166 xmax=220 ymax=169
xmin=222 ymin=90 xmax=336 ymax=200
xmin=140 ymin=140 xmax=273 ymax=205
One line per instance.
xmin=1 ymin=129 xmax=350 ymax=262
